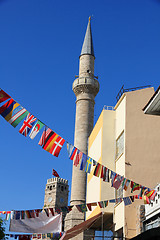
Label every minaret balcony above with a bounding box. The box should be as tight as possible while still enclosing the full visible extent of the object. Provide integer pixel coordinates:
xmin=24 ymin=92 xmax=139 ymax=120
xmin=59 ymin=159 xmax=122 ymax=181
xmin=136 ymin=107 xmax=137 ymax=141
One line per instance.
xmin=72 ymin=77 xmax=99 ymax=96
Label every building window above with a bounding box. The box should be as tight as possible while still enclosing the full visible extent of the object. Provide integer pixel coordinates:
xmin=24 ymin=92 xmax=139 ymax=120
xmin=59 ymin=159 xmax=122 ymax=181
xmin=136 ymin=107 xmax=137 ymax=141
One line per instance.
xmin=116 ymin=131 xmax=124 ymax=160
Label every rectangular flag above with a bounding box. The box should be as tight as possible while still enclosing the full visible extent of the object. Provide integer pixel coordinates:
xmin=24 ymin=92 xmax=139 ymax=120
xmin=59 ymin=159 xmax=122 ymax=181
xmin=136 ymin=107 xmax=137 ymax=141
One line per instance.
xmin=29 ymin=120 xmax=44 ymax=139
xmin=20 ymin=211 xmax=25 ymax=219
xmin=80 ymin=153 xmax=87 ymax=170
xmin=42 ymin=130 xmax=58 ymax=152
xmin=139 ymin=186 xmax=146 ymax=197
xmin=104 ymin=200 xmax=108 ymax=207
xmin=98 ymin=201 xmax=105 ymax=208
xmin=93 ymin=163 xmax=102 ymax=177
xmin=131 ymin=181 xmax=140 ymax=193
xmin=100 ymin=165 xmax=104 ymax=179
xmin=85 ymin=157 xmax=92 ymax=173
xmin=49 ymin=135 xmax=65 ymax=157
xmin=143 ymin=196 xmax=150 ymax=204
xmin=113 ymin=175 xmax=124 ymax=190
xmin=52 ymin=169 xmax=59 ymax=178
xmin=103 ymin=167 xmax=110 ymax=182
xmin=0 ymin=89 xmax=11 ymax=103
xmin=0 ymin=99 xmax=15 ymax=115
xmin=66 ymin=143 xmax=82 ymax=166
xmin=121 ymin=178 xmax=127 ymax=190
xmin=8 ymin=106 xmax=29 ymax=128
xmin=130 ymin=196 xmax=135 ymax=202
xmin=110 ymin=171 xmax=117 ymax=187
xmin=76 ymin=204 xmax=88 ymax=213
xmin=122 ymin=179 xmax=130 ymax=191
xmin=6 ymin=213 xmax=11 ymax=221
xmin=123 ymin=197 xmax=132 ymax=206
xmin=19 ymin=113 xmax=37 ymax=137
xmin=135 ymin=195 xmax=142 ymax=200
xmin=5 ymin=103 xmax=23 ymax=120
xmin=38 ymin=126 xmax=51 ymax=146
xmin=39 ymin=127 xmax=64 ymax=157
xmin=92 ymin=159 xmax=97 ymax=166
xmin=0 ymin=98 xmax=28 ymax=128
xmin=86 ymin=203 xmax=92 ymax=211
xmin=145 ymin=189 xmax=157 ymax=200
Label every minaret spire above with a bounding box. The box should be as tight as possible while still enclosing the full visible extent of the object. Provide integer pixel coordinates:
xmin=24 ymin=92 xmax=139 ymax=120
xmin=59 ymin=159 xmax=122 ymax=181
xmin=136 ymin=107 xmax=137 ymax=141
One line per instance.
xmin=64 ymin=18 xmax=99 ymax=239
xmin=80 ymin=17 xmax=95 ymax=57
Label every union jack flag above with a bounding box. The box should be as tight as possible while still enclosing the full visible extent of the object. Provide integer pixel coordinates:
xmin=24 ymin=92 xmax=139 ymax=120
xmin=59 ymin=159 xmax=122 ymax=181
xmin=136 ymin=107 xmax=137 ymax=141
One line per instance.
xmin=19 ymin=113 xmax=37 ymax=137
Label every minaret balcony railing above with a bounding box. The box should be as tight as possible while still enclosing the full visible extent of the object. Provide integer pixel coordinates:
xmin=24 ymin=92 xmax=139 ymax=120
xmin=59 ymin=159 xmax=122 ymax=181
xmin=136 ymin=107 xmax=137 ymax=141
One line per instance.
xmin=72 ymin=77 xmax=99 ymax=91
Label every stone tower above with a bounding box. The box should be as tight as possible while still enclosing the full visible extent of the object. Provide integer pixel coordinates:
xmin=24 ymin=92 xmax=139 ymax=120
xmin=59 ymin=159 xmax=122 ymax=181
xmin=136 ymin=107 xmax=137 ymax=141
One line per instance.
xmin=44 ymin=177 xmax=69 ymax=231
xmin=64 ymin=17 xmax=99 ymax=238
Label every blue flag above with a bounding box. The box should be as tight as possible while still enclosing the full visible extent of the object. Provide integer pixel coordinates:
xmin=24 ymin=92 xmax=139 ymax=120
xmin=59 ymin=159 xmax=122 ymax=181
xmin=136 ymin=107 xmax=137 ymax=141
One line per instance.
xmin=80 ymin=153 xmax=87 ymax=170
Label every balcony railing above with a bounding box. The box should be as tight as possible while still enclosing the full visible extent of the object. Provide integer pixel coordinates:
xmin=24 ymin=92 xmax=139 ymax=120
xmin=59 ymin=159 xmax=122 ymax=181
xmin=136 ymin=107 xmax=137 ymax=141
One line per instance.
xmin=103 ymin=106 xmax=114 ymax=111
xmin=116 ymin=85 xmax=151 ymax=102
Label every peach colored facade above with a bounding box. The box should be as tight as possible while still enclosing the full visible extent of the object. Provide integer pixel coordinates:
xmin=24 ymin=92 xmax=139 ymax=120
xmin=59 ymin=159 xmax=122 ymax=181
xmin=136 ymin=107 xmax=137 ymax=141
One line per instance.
xmin=86 ymin=87 xmax=160 ymax=239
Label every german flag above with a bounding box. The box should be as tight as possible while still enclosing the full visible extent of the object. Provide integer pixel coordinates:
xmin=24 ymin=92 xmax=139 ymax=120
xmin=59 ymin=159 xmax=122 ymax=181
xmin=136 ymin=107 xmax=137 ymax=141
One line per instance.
xmin=43 ymin=130 xmax=58 ymax=153
xmin=93 ymin=163 xmax=102 ymax=177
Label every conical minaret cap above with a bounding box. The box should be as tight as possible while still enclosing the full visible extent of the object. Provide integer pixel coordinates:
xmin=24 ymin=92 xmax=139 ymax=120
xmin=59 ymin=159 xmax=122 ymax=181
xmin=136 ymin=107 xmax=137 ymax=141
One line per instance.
xmin=80 ymin=17 xmax=95 ymax=57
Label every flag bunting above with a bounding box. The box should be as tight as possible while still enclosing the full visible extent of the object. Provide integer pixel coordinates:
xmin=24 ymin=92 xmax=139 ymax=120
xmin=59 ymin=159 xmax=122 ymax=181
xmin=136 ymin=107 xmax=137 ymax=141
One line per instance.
xmin=0 ymin=88 xmax=157 ymax=203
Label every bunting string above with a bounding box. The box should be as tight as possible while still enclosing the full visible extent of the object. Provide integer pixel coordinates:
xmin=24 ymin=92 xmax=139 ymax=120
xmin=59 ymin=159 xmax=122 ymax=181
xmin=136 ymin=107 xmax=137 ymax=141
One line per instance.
xmin=5 ymin=232 xmax=63 ymax=240
xmin=0 ymin=89 xmax=157 ymax=204
xmin=0 ymin=194 xmax=151 ymax=221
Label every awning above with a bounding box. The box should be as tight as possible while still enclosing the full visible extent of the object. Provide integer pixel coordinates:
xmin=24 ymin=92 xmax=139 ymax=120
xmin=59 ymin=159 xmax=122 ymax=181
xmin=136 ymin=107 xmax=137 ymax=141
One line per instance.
xmin=60 ymin=212 xmax=102 ymax=240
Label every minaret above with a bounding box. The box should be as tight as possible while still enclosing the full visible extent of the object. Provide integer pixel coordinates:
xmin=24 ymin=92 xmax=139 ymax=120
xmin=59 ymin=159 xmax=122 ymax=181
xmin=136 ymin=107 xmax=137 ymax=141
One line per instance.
xmin=65 ymin=17 xmax=99 ymax=238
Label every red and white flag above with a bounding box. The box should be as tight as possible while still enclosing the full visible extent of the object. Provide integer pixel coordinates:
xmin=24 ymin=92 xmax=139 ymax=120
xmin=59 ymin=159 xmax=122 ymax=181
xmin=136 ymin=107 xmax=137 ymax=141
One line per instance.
xmin=50 ymin=136 xmax=65 ymax=157
xmin=52 ymin=169 xmax=59 ymax=178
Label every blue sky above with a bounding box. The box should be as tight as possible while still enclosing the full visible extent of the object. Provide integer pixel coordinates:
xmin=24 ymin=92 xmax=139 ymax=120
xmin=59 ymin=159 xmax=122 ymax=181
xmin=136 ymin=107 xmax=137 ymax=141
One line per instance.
xmin=0 ymin=0 xmax=160 ymax=233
